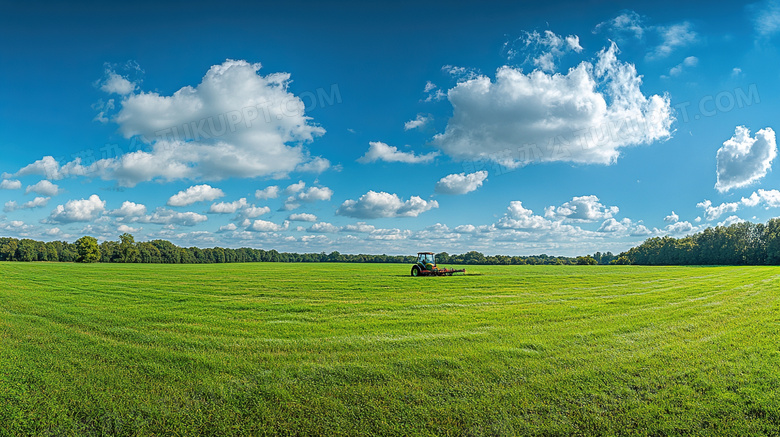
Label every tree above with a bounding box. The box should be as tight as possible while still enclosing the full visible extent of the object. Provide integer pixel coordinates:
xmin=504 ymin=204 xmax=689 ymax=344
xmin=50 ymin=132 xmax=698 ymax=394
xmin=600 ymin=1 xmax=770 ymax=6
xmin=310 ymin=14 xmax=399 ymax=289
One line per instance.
xmin=576 ymin=255 xmax=598 ymax=265
xmin=119 ymin=233 xmax=139 ymax=263
xmin=75 ymin=236 xmax=101 ymax=263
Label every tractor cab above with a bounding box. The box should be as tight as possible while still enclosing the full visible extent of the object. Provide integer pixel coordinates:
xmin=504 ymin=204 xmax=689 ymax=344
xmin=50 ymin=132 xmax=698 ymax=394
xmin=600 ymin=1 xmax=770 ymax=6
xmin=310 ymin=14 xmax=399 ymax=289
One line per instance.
xmin=416 ymin=252 xmax=436 ymax=268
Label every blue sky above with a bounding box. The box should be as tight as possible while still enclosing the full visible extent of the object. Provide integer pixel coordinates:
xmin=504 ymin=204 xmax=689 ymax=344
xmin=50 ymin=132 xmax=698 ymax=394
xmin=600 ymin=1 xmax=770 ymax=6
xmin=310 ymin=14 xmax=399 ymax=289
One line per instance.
xmin=2 ymin=0 xmax=780 ymax=256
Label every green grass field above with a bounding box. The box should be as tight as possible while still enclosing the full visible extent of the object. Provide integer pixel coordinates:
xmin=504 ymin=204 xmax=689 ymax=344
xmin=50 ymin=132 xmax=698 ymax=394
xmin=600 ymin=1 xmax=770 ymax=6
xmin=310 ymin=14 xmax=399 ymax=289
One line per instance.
xmin=2 ymin=262 xmax=780 ymax=436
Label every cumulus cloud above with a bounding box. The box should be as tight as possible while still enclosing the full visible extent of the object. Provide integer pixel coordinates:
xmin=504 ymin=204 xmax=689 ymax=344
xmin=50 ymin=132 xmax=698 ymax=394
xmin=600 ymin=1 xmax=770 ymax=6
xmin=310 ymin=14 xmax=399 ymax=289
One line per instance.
xmin=342 ymin=222 xmax=376 ymax=233
xmin=109 ymin=201 xmax=147 ymax=217
xmin=25 ymin=180 xmax=60 ymax=196
xmin=497 ymin=201 xmax=552 ymax=230
xmin=404 ymin=114 xmax=431 ymax=131
xmin=99 ymin=70 xmax=137 ymax=95
xmin=751 ymin=0 xmax=780 ymax=37
xmin=697 ymin=199 xmax=739 ymax=221
xmin=433 ymin=42 xmax=673 ymax=167
xmin=284 ymin=181 xmax=306 ymax=194
xmin=741 ymin=189 xmax=780 ymax=208
xmin=357 ymin=142 xmax=439 ymax=164
xmin=434 ymin=171 xmax=488 ymax=195
xmin=209 ymin=198 xmax=249 ymax=213
xmin=336 ymin=191 xmax=438 ymax=219
xmin=664 ymin=211 xmax=680 ymax=223
xmin=16 ymin=60 xmax=328 ymax=186
xmin=715 ymin=126 xmax=777 ymax=192
xmin=145 ymin=208 xmax=208 ymax=226
xmin=248 ymin=219 xmax=289 ymax=232
xmin=118 ymin=224 xmax=141 ymax=233
xmin=241 ymin=206 xmax=271 ymax=218
xmin=48 ymin=194 xmax=105 ymax=223
xmin=308 ymin=222 xmax=340 ymax=233
xmin=288 ymin=213 xmax=317 ymax=222
xmin=168 ymin=184 xmax=225 ymax=206
xmin=544 ymin=195 xmax=619 ymax=222
xmin=282 ymin=186 xmax=333 ymax=210
xmin=255 ymin=185 xmax=280 ymax=199
xmin=4 ymin=196 xmax=50 ymax=213
xmin=0 ymin=179 xmax=21 ymax=190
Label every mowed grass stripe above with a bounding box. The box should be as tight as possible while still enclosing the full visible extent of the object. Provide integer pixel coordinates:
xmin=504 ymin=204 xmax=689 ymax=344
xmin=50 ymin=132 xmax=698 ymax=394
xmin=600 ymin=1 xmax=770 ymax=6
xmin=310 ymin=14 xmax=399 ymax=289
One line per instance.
xmin=1 ymin=262 xmax=780 ymax=436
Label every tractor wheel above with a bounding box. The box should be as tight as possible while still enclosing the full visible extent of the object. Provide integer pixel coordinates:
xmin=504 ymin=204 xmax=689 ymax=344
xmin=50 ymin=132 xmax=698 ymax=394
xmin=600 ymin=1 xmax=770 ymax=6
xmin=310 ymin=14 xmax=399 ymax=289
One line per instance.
xmin=411 ymin=266 xmax=420 ymax=277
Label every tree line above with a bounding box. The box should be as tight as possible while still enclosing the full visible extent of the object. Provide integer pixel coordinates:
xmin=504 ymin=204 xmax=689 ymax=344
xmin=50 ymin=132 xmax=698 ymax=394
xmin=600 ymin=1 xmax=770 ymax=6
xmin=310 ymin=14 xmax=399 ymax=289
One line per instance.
xmin=615 ymin=218 xmax=780 ymax=265
xmin=0 ymin=233 xmax=591 ymax=265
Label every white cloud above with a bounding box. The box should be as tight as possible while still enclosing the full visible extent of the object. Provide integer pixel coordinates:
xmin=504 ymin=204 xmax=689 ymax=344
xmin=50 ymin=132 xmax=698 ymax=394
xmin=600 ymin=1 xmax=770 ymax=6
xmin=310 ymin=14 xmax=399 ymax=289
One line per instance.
xmin=241 ymin=206 xmax=271 ymax=218
xmin=168 ymin=184 xmax=225 ymax=206
xmin=25 ymin=180 xmax=60 ymax=196
xmin=497 ymin=201 xmax=552 ymax=230
xmin=218 ymin=223 xmax=238 ymax=232
xmin=508 ymin=30 xmax=583 ymax=72
xmin=593 ymin=11 xmax=645 ymax=39
xmin=48 ymin=194 xmax=105 ymax=223
xmin=434 ymin=171 xmax=488 ymax=195
xmin=145 ymin=208 xmax=208 ymax=226
xmin=109 ymin=201 xmax=147 ymax=217
xmin=4 ymin=196 xmax=50 ymax=212
xmin=663 ymin=220 xmax=696 ymax=235
xmin=118 ymin=224 xmax=141 ymax=233
xmin=696 ymin=200 xmax=739 ymax=221
xmin=308 ymin=222 xmax=340 ymax=233
xmin=255 ymin=185 xmax=280 ymax=199
xmin=664 ymin=211 xmax=679 ymax=223
xmin=45 ymin=227 xmax=61 ymax=236
xmin=248 ymin=219 xmax=289 ymax=232
xmin=715 ymin=126 xmax=777 ymax=192
xmin=544 ymin=195 xmax=619 ymax=222
xmin=209 ymin=198 xmax=248 ymax=213
xmin=668 ymin=56 xmax=698 ymax=77
xmin=336 ymin=191 xmax=438 ymax=219
xmin=284 ymin=180 xmax=306 ymax=194
xmin=422 ymin=81 xmax=446 ymax=102
xmin=404 ymin=114 xmax=431 ymax=131
xmin=357 ymin=141 xmax=439 ymax=164
xmin=433 ymin=42 xmax=673 ymax=167
xmin=282 ymin=186 xmax=333 ymax=210
xmin=752 ymin=0 xmax=780 ymax=37
xmin=741 ymin=189 xmax=780 ymax=208
xmin=99 ymin=70 xmax=137 ymax=95
xmin=649 ymin=22 xmax=697 ymax=59
xmin=17 ymin=60 xmax=328 ymax=186
xmin=342 ymin=222 xmax=376 ymax=233
xmin=718 ymin=215 xmax=746 ymax=227
xmin=597 ymin=217 xmax=633 ymax=233
xmin=288 ymin=213 xmax=317 ymax=222
xmin=0 ymin=179 xmax=21 ymax=190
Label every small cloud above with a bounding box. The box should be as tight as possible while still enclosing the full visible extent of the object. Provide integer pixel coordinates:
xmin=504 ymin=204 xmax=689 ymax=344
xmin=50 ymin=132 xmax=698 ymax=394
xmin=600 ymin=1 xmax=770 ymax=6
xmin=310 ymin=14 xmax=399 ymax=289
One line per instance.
xmin=0 ymin=179 xmax=22 ymax=190
xmin=357 ymin=141 xmax=438 ymax=164
xmin=167 ymin=184 xmax=225 ymax=207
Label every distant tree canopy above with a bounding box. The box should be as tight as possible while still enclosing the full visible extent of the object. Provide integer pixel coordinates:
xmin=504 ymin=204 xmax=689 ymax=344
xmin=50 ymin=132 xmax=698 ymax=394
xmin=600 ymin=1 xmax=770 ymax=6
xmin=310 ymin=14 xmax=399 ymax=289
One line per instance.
xmin=0 ymin=234 xmax=582 ymax=265
xmin=617 ymin=219 xmax=780 ymax=265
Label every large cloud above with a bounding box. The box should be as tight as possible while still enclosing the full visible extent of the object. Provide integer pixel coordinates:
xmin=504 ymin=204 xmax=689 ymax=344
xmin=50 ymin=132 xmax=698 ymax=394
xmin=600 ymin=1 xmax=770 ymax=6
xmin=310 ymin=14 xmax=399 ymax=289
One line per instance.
xmin=25 ymin=180 xmax=60 ymax=196
xmin=14 ymin=60 xmax=328 ymax=186
xmin=715 ymin=126 xmax=777 ymax=192
xmin=432 ymin=42 xmax=673 ymax=167
xmin=336 ymin=191 xmax=438 ymax=219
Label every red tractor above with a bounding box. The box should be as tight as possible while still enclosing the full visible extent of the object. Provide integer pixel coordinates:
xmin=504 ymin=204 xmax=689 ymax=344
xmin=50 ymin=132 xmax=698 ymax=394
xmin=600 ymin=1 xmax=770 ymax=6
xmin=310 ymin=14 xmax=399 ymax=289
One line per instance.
xmin=410 ymin=252 xmax=466 ymax=276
